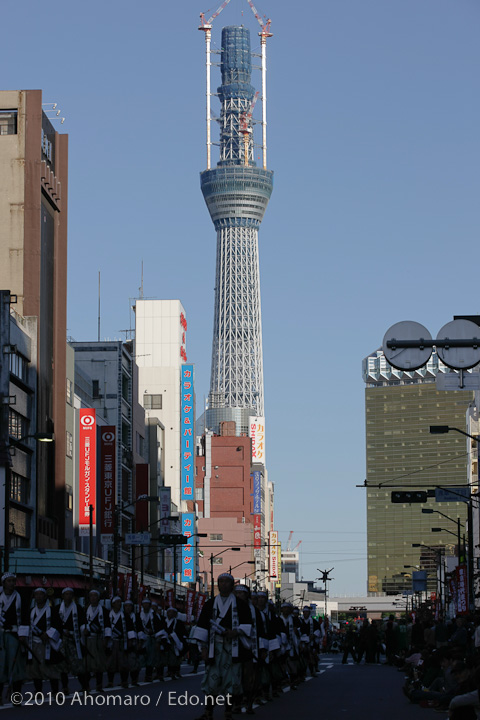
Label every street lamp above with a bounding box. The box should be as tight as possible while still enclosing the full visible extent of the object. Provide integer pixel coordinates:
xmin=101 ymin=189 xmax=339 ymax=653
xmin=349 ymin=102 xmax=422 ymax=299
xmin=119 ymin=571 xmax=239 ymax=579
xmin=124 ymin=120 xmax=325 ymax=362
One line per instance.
xmin=229 ymin=560 xmax=254 ymax=574
xmin=210 ymin=548 xmax=240 ymax=598
xmin=422 ymin=508 xmax=463 ymax=565
xmin=412 ymin=543 xmax=445 ymax=615
xmin=429 ymin=425 xmax=476 ymax=610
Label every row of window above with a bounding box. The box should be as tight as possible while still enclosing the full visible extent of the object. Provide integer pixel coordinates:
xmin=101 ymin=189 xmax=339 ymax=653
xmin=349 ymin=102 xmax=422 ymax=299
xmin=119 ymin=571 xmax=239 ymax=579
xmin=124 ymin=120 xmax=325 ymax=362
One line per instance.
xmin=144 ymin=394 xmax=162 ymax=409
xmin=9 ymin=352 xmax=28 ymax=383
xmin=8 ymin=409 xmax=27 ymax=440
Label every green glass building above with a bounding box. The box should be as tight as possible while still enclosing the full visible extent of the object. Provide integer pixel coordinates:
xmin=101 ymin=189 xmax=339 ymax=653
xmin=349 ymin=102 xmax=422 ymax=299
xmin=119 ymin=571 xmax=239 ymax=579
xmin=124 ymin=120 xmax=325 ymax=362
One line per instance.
xmin=363 ymin=350 xmax=473 ymax=595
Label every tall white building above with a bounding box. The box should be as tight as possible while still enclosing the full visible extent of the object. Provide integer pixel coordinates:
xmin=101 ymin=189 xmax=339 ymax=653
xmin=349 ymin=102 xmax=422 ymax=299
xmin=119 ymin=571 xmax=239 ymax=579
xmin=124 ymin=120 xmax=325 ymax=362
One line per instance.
xmin=134 ymin=300 xmax=188 ymax=509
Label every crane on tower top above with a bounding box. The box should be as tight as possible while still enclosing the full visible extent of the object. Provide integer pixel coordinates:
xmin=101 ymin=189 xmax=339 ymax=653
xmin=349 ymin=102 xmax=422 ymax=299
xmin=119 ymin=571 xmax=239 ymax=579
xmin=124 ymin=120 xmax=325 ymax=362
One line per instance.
xmin=286 ymin=531 xmax=294 ymax=551
xmin=246 ymin=0 xmax=272 ymax=37
xmin=199 ymin=0 xmax=232 ymax=30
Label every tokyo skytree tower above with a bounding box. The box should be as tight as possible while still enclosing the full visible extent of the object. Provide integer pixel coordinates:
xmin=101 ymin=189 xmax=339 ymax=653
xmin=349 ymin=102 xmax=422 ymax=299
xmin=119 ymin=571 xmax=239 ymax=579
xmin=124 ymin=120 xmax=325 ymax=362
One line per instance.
xmin=199 ymin=20 xmax=274 ymax=435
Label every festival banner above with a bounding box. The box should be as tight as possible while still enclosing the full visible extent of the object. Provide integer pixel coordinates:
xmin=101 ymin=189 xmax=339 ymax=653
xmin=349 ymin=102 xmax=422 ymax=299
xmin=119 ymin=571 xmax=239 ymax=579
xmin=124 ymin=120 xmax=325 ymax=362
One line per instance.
xmin=99 ymin=426 xmax=115 ymax=543
xmin=456 ymin=564 xmax=468 ymax=615
xmin=186 ymin=589 xmax=196 ymax=623
xmin=181 ymin=365 xmax=195 ymax=500
xmin=166 ymin=588 xmax=174 ymax=608
xmin=182 ymin=513 xmax=195 ymax=583
xmin=79 ymin=409 xmax=96 ymax=536
xmin=196 ymin=593 xmax=206 ymax=620
xmin=276 ymin=541 xmax=282 ymax=588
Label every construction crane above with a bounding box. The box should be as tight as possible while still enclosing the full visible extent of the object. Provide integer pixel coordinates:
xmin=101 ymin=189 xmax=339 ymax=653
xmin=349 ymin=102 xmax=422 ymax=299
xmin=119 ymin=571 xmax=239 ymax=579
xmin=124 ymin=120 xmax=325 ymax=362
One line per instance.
xmin=246 ymin=0 xmax=272 ymax=37
xmin=286 ymin=531 xmax=294 ymax=551
xmin=199 ymin=0 xmax=232 ymax=29
xmin=239 ymin=90 xmax=259 ymax=167
xmin=199 ymin=0 xmax=233 ymax=170
xmin=292 ymin=540 xmax=302 ymax=552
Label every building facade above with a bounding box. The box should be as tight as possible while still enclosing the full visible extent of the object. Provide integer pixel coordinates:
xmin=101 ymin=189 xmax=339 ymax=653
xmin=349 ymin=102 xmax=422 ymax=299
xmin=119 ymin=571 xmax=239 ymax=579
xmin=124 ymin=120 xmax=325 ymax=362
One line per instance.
xmin=363 ymin=349 xmax=473 ymax=595
xmin=0 ymin=90 xmax=68 ymax=549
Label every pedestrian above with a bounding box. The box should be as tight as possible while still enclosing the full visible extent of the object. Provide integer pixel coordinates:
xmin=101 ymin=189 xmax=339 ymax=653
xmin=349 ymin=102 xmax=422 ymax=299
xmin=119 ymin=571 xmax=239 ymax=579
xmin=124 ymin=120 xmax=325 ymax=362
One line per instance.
xmin=193 ymin=573 xmax=252 ymax=720
xmin=341 ymin=624 xmax=357 ymax=665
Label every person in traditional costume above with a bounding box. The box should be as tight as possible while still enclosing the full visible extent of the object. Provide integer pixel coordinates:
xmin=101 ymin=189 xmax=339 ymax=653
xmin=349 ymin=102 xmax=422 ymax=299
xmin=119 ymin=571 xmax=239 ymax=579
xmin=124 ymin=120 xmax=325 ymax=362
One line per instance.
xmin=279 ymin=602 xmax=301 ymax=689
xmin=57 ymin=588 xmax=88 ymax=694
xmin=83 ymin=589 xmax=111 ymax=692
xmin=107 ymin=597 xmax=136 ymax=689
xmin=233 ymin=585 xmax=268 ymax=715
xmin=123 ymin=600 xmax=141 ymax=686
xmin=193 ymin=573 xmax=252 ymax=720
xmin=163 ymin=607 xmax=187 ymax=680
xmin=299 ymin=606 xmax=321 ymax=678
xmin=0 ymin=572 xmax=29 ymax=704
xmin=136 ymin=598 xmax=163 ymax=682
xmin=26 ymin=588 xmax=63 ymax=694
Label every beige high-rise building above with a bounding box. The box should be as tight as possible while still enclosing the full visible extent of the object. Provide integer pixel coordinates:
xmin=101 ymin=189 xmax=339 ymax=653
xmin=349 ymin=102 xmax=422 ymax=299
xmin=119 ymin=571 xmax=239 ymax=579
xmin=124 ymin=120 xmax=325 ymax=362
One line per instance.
xmin=363 ymin=349 xmax=472 ymax=595
xmin=0 ymin=90 xmax=68 ymax=548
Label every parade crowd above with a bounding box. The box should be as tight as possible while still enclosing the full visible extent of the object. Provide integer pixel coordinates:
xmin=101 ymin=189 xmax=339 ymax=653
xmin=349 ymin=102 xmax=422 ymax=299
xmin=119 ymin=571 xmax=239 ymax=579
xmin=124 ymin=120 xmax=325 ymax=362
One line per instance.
xmin=0 ymin=570 xmax=329 ymax=717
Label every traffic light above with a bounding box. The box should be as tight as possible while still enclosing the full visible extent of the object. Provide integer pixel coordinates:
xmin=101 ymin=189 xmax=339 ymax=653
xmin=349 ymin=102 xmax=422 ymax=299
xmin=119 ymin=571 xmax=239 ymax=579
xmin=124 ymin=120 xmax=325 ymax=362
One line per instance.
xmin=391 ymin=491 xmax=428 ymax=504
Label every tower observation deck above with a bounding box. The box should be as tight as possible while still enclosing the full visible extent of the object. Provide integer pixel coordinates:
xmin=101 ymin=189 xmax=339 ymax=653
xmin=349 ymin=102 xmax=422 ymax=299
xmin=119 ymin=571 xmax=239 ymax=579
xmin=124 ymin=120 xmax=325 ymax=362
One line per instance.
xmin=201 ymin=25 xmax=273 ymax=435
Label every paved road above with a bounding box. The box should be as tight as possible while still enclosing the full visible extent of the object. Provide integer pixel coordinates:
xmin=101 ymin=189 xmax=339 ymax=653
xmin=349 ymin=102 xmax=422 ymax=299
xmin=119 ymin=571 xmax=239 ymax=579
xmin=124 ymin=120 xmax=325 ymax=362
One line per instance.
xmin=0 ymin=654 xmax=444 ymax=719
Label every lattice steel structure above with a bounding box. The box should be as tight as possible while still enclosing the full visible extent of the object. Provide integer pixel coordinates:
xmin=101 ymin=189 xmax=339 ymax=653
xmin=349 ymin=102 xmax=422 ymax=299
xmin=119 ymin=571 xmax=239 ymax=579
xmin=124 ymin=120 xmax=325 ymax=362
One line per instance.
xmin=201 ymin=26 xmax=273 ymax=435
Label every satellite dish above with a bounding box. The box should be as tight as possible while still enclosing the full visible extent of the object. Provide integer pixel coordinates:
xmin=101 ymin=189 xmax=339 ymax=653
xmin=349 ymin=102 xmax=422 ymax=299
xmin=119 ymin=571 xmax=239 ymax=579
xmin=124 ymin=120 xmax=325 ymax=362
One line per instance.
xmin=383 ymin=321 xmax=432 ymax=371
xmin=435 ymin=319 xmax=480 ymax=370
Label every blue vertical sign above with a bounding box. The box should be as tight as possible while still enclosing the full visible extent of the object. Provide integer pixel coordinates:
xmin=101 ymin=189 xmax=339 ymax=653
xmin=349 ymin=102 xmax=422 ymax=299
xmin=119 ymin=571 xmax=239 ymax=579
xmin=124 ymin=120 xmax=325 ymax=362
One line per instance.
xmin=253 ymin=471 xmax=261 ymax=514
xmin=181 ymin=364 xmax=195 ymax=500
xmin=181 ymin=513 xmax=195 ymax=583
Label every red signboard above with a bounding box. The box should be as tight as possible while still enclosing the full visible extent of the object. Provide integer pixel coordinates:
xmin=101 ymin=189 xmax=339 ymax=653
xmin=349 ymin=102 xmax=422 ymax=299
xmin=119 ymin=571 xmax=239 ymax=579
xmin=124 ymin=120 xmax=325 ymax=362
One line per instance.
xmin=254 ymin=514 xmax=261 ymax=549
xmin=100 ymin=426 xmax=116 ymax=539
xmin=135 ymin=464 xmax=149 ymax=531
xmin=79 ymin=409 xmax=96 ymax=534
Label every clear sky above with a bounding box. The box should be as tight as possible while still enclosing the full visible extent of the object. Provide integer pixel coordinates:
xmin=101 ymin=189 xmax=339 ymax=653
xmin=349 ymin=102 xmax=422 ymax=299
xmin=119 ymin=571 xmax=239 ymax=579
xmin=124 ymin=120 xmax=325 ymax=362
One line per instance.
xmin=4 ymin=0 xmax=480 ymax=595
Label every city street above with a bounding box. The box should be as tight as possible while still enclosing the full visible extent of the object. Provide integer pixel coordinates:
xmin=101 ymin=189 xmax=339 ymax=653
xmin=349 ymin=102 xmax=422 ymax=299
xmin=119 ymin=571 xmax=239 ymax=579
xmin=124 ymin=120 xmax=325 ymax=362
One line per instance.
xmin=0 ymin=654 xmax=442 ymax=720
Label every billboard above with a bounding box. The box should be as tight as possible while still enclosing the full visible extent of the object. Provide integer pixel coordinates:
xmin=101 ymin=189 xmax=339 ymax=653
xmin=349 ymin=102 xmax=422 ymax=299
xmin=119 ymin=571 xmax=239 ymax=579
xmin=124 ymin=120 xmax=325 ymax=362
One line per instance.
xmin=456 ymin=565 xmax=468 ymax=615
xmin=276 ymin=541 xmax=282 ymax=588
xmin=254 ymin=513 xmax=262 ymax=549
xmin=99 ymin=426 xmax=116 ymax=543
xmin=181 ymin=365 xmax=195 ymax=500
xmin=249 ymin=416 xmax=265 ymax=465
xmin=181 ymin=513 xmax=195 ymax=583
xmin=253 ymin=471 xmax=261 ymax=514
xmin=79 ymin=409 xmax=96 ymax=536
xmin=269 ymin=531 xmax=279 ymax=581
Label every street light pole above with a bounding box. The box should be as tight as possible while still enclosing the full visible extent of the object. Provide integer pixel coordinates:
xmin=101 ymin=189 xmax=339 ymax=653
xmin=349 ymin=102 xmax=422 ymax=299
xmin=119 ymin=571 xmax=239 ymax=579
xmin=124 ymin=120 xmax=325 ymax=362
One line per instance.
xmin=210 ymin=548 xmax=240 ymax=599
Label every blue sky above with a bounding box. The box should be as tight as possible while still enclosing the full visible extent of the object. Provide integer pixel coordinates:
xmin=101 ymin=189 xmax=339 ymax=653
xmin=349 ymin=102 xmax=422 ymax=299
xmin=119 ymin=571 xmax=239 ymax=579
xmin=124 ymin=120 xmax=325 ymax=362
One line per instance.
xmin=4 ymin=0 xmax=480 ymax=595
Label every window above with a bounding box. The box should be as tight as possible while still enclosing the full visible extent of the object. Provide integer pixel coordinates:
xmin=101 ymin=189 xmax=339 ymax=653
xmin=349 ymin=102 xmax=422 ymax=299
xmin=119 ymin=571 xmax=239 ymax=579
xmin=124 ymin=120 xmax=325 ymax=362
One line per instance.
xmin=144 ymin=394 xmax=162 ymax=410
xmin=9 ymin=352 xmax=28 ymax=383
xmin=0 ymin=110 xmax=17 ymax=136
xmin=66 ymin=378 xmax=73 ymax=405
xmin=136 ymin=432 xmax=144 ymax=456
xmin=66 ymin=431 xmax=73 ymax=458
xmin=212 ymin=557 xmax=223 ymax=565
xmin=10 ymin=473 xmax=29 ymax=504
xmin=8 ymin=409 xmax=27 ymax=441
xmin=209 ymin=533 xmax=223 ymax=542
xmin=92 ymin=380 xmax=100 ymax=399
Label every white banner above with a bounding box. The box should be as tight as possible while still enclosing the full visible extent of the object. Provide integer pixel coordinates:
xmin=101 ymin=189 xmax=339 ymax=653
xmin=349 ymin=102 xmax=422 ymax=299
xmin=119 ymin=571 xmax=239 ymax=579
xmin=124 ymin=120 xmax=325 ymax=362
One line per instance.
xmin=249 ymin=416 xmax=266 ymax=465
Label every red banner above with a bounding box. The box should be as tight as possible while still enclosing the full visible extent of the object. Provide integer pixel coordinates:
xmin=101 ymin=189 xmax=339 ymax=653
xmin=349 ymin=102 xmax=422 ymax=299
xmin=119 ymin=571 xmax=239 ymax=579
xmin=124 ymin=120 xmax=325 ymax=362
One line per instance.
xmin=186 ymin=589 xmax=196 ymax=623
xmin=456 ymin=564 xmax=468 ymax=615
xmin=196 ymin=593 xmax=206 ymax=620
xmin=135 ymin=464 xmax=149 ymax=531
xmin=254 ymin=514 xmax=261 ymax=549
xmin=79 ymin=409 xmax=96 ymax=533
xmin=100 ymin=426 xmax=116 ymax=538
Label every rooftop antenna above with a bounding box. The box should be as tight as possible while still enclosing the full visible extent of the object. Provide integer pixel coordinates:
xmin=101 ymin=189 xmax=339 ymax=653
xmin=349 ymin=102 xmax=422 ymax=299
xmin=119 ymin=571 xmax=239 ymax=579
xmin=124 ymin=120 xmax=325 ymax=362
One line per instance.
xmin=98 ymin=271 xmax=101 ymax=342
xmin=139 ymin=260 xmax=144 ymax=299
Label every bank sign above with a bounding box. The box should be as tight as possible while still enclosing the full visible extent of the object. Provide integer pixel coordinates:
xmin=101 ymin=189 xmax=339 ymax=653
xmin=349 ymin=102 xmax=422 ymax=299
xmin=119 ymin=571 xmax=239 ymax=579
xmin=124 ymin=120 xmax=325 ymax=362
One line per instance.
xmin=181 ymin=365 xmax=195 ymax=501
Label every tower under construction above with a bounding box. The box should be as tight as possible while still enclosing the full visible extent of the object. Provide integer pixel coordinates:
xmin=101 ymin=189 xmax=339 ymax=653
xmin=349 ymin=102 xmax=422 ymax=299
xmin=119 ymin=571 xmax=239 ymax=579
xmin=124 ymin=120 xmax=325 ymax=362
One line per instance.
xmin=200 ymin=17 xmax=274 ymax=435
